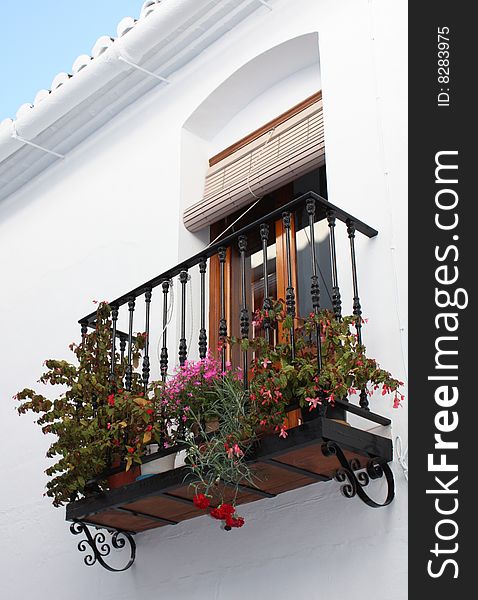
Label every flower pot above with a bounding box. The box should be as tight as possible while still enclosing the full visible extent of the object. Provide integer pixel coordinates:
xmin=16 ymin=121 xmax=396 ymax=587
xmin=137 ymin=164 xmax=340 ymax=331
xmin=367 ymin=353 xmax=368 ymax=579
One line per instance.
xmin=107 ymin=459 xmax=140 ymax=489
xmin=141 ymin=444 xmax=176 ymax=476
xmin=174 ymin=449 xmax=187 ymax=468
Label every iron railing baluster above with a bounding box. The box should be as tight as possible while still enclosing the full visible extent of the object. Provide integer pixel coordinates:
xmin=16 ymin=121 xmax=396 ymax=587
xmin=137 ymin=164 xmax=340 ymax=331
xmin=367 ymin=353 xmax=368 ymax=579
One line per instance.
xmin=110 ymin=306 xmax=119 ymax=386
xmin=198 ymin=259 xmax=207 ymax=360
xmin=218 ymin=247 xmax=227 ymax=372
xmin=282 ymin=212 xmax=296 ymax=360
xmin=125 ymin=298 xmax=136 ymax=391
xmin=119 ymin=334 xmax=127 ymax=366
xmin=306 ymin=199 xmax=323 ymax=373
xmin=179 ymin=271 xmax=188 ymax=367
xmin=347 ymin=219 xmax=369 ymax=410
xmin=260 ymin=223 xmax=271 ymax=344
xmin=327 ymin=210 xmax=342 ymax=320
xmin=160 ymin=281 xmax=170 ymax=382
xmin=142 ymin=289 xmax=152 ymax=393
xmin=238 ymin=235 xmax=249 ymax=390
xmin=80 ymin=321 xmax=88 ymax=343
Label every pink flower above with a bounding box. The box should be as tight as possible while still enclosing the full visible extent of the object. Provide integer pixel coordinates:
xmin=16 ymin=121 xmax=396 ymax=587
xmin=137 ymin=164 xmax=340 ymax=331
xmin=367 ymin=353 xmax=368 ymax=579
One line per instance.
xmin=262 ymin=358 xmax=272 ymax=368
xmin=306 ymin=396 xmax=320 ymax=411
xmin=279 ymin=425 xmax=288 ymax=439
xmin=233 ymin=444 xmax=243 ymax=457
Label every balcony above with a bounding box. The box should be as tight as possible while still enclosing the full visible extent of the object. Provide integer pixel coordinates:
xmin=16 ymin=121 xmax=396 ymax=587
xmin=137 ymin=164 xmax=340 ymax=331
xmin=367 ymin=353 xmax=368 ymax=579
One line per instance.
xmin=64 ymin=191 xmax=396 ymax=571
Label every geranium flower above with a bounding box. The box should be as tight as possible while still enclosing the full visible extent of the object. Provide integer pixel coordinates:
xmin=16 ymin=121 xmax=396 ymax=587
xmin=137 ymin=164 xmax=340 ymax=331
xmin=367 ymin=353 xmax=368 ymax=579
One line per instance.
xmin=107 ymin=394 xmax=115 ymax=407
xmin=193 ymin=493 xmax=210 ymax=510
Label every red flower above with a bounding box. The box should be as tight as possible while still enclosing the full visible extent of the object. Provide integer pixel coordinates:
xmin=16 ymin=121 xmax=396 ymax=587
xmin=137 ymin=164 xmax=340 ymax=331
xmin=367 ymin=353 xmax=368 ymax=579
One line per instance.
xmin=220 ymin=503 xmax=235 ymax=517
xmin=145 ymin=424 xmax=153 ymax=431
xmin=146 ymin=408 xmax=154 ymax=415
xmin=193 ymin=493 xmax=210 ymax=510
xmin=225 ymin=515 xmax=245 ymax=529
xmin=127 ymin=447 xmax=135 ymax=454
xmin=107 ymin=394 xmax=115 ymax=406
xmin=210 ymin=503 xmax=236 ymax=520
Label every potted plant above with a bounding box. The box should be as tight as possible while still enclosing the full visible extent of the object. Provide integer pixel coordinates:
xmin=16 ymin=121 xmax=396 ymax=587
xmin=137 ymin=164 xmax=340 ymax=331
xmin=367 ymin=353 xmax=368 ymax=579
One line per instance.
xmin=241 ymin=300 xmax=404 ymax=437
xmin=14 ymin=302 xmax=155 ymax=505
xmin=182 ymin=375 xmax=257 ymax=530
xmin=152 ymin=351 xmax=232 ymax=441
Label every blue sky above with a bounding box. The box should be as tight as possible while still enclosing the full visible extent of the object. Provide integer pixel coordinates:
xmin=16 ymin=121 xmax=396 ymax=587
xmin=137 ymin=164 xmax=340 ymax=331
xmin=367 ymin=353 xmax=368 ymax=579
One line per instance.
xmin=0 ymin=0 xmax=143 ymax=121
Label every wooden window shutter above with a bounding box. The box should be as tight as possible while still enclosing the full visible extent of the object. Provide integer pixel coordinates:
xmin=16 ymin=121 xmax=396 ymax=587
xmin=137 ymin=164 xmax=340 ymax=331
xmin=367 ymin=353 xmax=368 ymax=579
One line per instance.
xmin=183 ymin=92 xmax=324 ymax=232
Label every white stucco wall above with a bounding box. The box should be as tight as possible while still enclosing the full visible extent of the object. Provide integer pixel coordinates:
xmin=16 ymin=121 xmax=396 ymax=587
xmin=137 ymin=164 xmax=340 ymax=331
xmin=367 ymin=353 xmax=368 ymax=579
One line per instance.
xmin=0 ymin=1 xmax=407 ymax=598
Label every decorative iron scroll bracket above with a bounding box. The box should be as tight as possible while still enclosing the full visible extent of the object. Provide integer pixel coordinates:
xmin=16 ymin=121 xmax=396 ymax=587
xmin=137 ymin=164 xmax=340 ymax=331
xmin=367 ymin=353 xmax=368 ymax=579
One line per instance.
xmin=321 ymin=441 xmax=395 ymax=508
xmin=70 ymin=521 xmax=136 ymax=572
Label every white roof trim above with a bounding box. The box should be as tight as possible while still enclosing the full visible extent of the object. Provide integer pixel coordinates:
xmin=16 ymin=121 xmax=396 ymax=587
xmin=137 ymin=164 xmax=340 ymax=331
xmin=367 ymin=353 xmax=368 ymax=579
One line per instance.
xmin=0 ymin=0 xmax=275 ymax=202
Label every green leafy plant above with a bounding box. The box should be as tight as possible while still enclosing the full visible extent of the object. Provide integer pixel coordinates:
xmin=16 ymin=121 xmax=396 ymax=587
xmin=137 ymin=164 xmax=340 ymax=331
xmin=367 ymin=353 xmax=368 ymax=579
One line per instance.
xmin=239 ymin=300 xmax=404 ymax=437
xmin=15 ymin=302 xmax=153 ymax=506
xmin=181 ymin=375 xmax=258 ymax=529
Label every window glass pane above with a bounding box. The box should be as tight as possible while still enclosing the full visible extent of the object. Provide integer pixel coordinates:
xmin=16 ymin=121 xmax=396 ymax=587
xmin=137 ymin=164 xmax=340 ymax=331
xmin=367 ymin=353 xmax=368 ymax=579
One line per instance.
xmin=295 ymin=215 xmax=333 ymax=318
xmin=249 ymin=242 xmax=277 ymax=342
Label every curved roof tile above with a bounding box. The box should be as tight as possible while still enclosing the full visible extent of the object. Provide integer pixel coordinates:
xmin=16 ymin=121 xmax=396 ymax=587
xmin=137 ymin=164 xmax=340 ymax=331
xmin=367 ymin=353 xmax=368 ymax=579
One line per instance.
xmin=51 ymin=72 xmax=72 ymax=90
xmin=141 ymin=1 xmax=160 ymax=19
xmin=33 ymin=89 xmax=51 ymax=105
xmin=117 ymin=17 xmax=138 ymax=37
xmin=91 ymin=35 xmax=116 ymax=59
xmin=16 ymin=103 xmax=34 ymax=120
xmin=72 ymin=55 xmax=92 ymax=74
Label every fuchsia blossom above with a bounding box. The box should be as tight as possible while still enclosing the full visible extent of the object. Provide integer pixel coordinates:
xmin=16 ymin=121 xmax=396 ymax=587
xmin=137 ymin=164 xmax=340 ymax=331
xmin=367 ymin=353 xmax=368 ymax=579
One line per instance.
xmin=233 ymin=444 xmax=243 ymax=457
xmin=306 ymin=396 xmax=321 ymax=411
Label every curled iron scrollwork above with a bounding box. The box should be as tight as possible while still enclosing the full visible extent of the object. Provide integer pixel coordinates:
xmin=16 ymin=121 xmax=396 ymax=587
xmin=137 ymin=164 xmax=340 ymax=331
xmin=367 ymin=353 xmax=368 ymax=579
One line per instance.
xmin=70 ymin=521 xmax=136 ymax=572
xmin=322 ymin=441 xmax=395 ymax=508
xmin=333 ymin=468 xmax=356 ymax=498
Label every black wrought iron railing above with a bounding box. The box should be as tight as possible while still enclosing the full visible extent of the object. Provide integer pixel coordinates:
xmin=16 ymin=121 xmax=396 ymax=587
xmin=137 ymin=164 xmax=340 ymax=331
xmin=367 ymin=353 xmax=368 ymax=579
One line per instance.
xmin=79 ymin=190 xmax=389 ymax=430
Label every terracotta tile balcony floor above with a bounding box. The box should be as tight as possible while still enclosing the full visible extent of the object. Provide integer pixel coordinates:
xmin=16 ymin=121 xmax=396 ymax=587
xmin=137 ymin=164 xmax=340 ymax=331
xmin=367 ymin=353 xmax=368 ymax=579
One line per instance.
xmin=66 ymin=417 xmax=393 ymax=533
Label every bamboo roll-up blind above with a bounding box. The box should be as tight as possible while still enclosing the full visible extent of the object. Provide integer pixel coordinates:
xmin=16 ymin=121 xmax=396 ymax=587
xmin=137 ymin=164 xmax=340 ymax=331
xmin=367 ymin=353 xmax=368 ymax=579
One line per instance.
xmin=183 ymin=96 xmax=325 ymax=232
